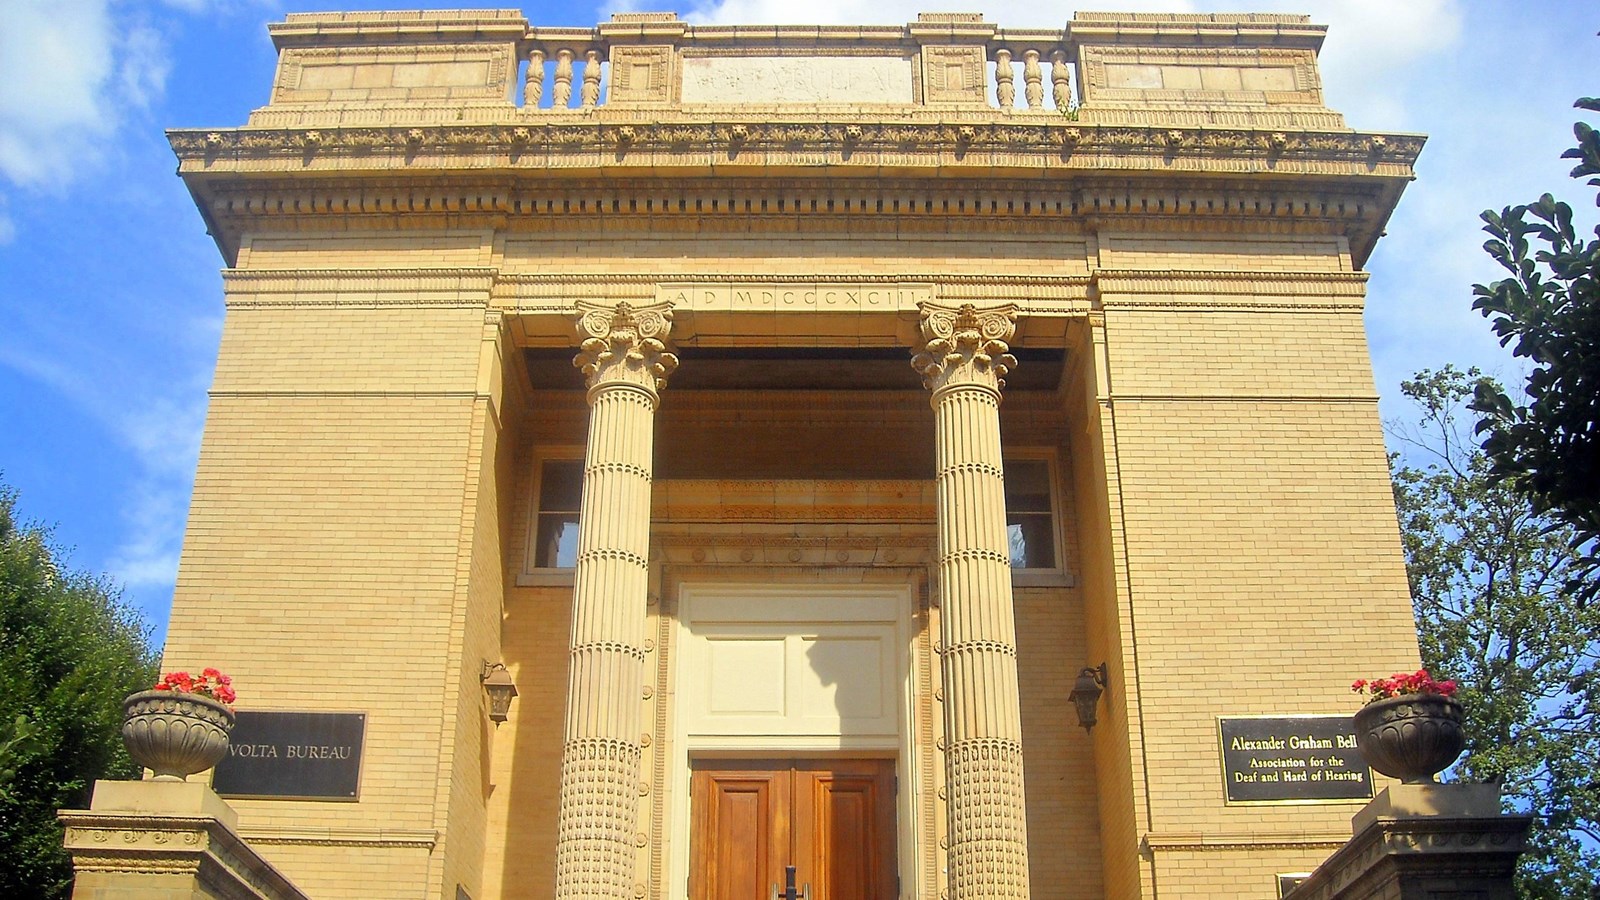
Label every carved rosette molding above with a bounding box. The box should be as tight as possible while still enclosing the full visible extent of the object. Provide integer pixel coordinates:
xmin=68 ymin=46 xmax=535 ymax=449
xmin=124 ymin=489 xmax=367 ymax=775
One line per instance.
xmin=555 ymin=301 xmax=677 ymax=900
xmin=913 ymin=302 xmax=1032 ymax=899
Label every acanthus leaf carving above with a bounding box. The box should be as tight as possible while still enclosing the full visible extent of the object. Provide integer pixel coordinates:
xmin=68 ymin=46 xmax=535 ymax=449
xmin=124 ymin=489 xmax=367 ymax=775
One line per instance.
xmin=574 ymin=301 xmax=679 ymax=394
xmin=911 ymin=302 xmax=1018 ymax=394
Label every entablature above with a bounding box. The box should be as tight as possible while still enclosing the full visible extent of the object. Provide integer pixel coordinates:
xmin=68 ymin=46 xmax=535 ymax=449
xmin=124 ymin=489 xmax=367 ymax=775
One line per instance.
xmin=178 ymin=164 xmax=1413 ymax=270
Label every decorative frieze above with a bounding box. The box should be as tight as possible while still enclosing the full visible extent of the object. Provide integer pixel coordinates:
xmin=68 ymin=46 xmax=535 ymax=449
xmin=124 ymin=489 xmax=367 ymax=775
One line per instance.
xmin=171 ymin=121 xmax=1422 ymax=166
xmin=679 ymin=53 xmax=917 ymax=105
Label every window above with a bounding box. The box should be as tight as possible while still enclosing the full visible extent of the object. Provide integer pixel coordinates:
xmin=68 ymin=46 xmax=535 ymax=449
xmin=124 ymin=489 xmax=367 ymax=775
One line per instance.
xmin=532 ymin=458 xmax=583 ymax=569
xmin=1005 ymin=458 xmax=1057 ymax=570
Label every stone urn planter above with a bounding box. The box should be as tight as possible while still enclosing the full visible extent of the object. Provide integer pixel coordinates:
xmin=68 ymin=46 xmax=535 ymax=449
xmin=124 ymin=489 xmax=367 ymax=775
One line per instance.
xmin=1353 ymin=693 xmax=1465 ymax=784
xmin=122 ymin=691 xmax=236 ymax=781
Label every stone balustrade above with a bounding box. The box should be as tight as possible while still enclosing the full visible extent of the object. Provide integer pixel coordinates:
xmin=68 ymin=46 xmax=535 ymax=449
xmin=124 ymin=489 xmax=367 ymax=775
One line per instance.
xmin=249 ymin=10 xmax=1341 ymax=128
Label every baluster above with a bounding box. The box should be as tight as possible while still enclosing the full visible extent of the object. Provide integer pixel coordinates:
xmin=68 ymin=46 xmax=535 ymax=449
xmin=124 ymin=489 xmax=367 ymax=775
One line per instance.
xmin=1051 ymin=50 xmax=1073 ymax=112
xmin=524 ymin=49 xmax=545 ymax=108
xmin=581 ymin=49 xmax=602 ymax=108
xmin=993 ymin=48 xmax=1014 ymax=110
xmin=1023 ymin=50 xmax=1043 ymax=110
xmin=552 ymin=48 xmax=574 ymax=108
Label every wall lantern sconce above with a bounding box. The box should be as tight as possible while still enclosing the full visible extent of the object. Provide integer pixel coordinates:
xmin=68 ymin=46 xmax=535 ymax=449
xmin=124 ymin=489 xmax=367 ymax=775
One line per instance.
xmin=1069 ymin=663 xmax=1109 ymax=732
xmin=481 ymin=662 xmax=519 ymax=726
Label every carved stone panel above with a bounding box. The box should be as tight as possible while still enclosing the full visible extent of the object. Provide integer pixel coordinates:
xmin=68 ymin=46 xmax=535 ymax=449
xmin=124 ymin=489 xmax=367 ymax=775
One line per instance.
xmin=1078 ymin=45 xmax=1323 ymax=107
xmin=680 ymin=53 xmax=916 ymax=105
xmin=920 ymin=45 xmax=987 ymax=106
xmin=273 ymin=44 xmax=516 ymax=105
xmin=610 ymin=46 xmax=676 ymax=105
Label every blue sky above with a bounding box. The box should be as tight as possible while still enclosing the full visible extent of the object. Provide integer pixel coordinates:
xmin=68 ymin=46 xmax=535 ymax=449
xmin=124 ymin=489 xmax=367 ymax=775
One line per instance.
xmin=0 ymin=0 xmax=1596 ymax=644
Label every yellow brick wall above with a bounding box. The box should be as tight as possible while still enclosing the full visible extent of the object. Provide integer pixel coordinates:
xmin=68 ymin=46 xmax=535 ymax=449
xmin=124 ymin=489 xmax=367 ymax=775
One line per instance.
xmin=482 ymin=420 xmax=573 ymax=900
xmin=482 ymin=584 xmax=571 ymax=900
xmin=209 ymin=305 xmax=486 ymax=395
xmin=1016 ymin=580 xmax=1104 ymax=900
xmin=1092 ymin=281 xmax=1419 ymax=898
xmin=1098 ymin=234 xmax=1352 ymax=272
xmin=437 ymin=317 xmax=510 ymax=898
xmin=164 ymin=277 xmax=502 ymax=898
xmin=1063 ymin=321 xmax=1152 ymax=900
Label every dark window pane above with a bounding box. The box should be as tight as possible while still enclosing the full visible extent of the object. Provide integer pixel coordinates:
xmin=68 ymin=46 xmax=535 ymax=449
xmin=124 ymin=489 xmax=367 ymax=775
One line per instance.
xmin=1007 ymin=513 xmax=1056 ymax=569
xmin=535 ymin=513 xmax=580 ymax=568
xmin=1005 ymin=460 xmax=1052 ymax=512
xmin=539 ymin=460 xmax=583 ymax=512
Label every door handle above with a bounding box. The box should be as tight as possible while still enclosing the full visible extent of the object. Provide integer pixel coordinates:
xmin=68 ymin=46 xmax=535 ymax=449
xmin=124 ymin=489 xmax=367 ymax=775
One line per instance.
xmin=773 ymin=865 xmax=808 ymax=900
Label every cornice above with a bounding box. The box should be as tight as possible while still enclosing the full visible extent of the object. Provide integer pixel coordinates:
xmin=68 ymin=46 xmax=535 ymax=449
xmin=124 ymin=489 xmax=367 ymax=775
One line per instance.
xmin=169 ymin=121 xmax=1421 ymax=180
xmin=177 ymin=157 xmax=1407 ymax=270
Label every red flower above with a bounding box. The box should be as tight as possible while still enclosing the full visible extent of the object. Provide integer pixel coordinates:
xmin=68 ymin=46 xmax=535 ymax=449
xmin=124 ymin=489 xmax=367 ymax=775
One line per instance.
xmin=1352 ymin=669 xmax=1460 ymax=702
xmin=150 ymin=667 xmax=236 ymax=707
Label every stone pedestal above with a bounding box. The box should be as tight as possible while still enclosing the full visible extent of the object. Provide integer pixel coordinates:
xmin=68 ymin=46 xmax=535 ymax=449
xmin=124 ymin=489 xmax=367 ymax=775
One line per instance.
xmin=59 ymin=780 xmax=308 ymax=900
xmin=1286 ymin=784 xmax=1532 ymax=900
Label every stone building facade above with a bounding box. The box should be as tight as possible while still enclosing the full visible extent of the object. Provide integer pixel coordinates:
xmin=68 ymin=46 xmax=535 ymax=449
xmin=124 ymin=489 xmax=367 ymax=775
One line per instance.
xmin=161 ymin=10 xmax=1425 ymax=900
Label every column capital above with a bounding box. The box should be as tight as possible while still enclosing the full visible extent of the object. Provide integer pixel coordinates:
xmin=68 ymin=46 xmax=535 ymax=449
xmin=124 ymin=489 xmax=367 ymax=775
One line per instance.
xmin=911 ymin=302 xmax=1019 ymax=395
xmin=573 ymin=300 xmax=679 ymax=396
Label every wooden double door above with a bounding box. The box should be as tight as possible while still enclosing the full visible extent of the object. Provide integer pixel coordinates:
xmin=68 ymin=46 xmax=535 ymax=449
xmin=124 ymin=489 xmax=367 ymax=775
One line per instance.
xmin=689 ymin=759 xmax=898 ymax=900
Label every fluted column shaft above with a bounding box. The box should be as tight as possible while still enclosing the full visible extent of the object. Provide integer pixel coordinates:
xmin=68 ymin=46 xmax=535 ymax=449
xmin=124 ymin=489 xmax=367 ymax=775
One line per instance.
xmin=555 ymin=302 xmax=677 ymax=900
xmin=912 ymin=303 xmax=1032 ymax=900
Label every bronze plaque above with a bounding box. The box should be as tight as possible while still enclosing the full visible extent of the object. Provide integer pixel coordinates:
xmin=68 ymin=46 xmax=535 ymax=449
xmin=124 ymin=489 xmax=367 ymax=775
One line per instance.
xmin=213 ymin=711 xmax=365 ymax=801
xmin=1219 ymin=715 xmax=1372 ymax=804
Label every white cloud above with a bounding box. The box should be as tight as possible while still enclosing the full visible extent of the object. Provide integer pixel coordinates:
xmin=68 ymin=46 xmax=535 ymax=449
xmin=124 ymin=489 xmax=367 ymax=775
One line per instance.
xmin=0 ymin=0 xmax=171 ymax=190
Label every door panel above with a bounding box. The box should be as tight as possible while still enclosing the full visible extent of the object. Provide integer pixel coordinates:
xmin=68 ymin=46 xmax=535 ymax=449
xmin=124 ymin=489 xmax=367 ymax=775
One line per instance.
xmin=691 ymin=760 xmax=896 ymax=900
xmin=690 ymin=768 xmax=790 ymax=900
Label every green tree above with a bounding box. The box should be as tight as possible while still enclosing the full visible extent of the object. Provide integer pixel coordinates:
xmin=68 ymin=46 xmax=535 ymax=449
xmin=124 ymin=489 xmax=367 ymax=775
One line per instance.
xmin=1390 ymin=367 xmax=1600 ymax=898
xmin=1470 ymin=97 xmax=1600 ymax=602
xmin=0 ymin=484 xmax=158 ymax=898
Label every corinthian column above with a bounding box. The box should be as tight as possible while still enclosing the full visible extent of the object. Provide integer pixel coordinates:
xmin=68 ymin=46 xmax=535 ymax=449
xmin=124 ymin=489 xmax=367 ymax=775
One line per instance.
xmin=912 ymin=302 xmax=1032 ymax=900
xmin=554 ymin=301 xmax=678 ymax=900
